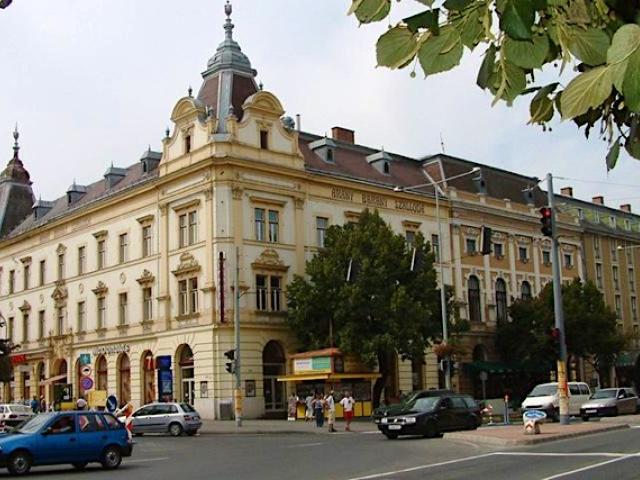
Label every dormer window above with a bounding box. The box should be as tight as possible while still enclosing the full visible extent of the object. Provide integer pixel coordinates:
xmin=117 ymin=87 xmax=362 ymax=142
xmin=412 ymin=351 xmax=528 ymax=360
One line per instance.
xmin=260 ymin=130 xmax=269 ymax=150
xmin=185 ymin=135 xmax=192 ymax=153
xmin=383 ymin=161 xmax=390 ymax=174
xmin=326 ymin=148 xmax=334 ymax=163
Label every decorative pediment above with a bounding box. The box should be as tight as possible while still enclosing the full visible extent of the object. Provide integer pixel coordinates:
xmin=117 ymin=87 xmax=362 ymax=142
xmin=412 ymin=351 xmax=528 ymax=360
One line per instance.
xmin=561 ymin=244 xmax=575 ymax=253
xmin=92 ymin=281 xmax=108 ymax=296
xmin=242 ymin=91 xmax=285 ymax=118
xmin=172 ymin=252 xmax=201 ymax=276
xmin=491 ymin=231 xmax=507 ymax=241
xmin=251 ymin=248 xmax=289 ymax=272
xmin=516 ymin=235 xmax=531 ymax=246
xmin=462 ymin=226 xmax=480 ymax=236
xmin=401 ymin=220 xmax=421 ymax=230
xmin=51 ymin=281 xmax=68 ymax=306
xmin=92 ymin=230 xmax=108 ymax=239
xmin=18 ymin=300 xmax=31 ymax=312
xmin=56 ymin=243 xmax=67 ymax=255
xmin=136 ymin=269 xmax=156 ymax=285
xmin=20 ymin=256 xmax=32 ymax=265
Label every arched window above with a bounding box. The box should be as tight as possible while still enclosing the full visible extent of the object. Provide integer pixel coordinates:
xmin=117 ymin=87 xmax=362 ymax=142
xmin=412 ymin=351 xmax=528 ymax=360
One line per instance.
xmin=117 ymin=353 xmax=131 ymax=403
xmin=176 ymin=344 xmax=194 ymax=405
xmin=521 ymin=281 xmax=532 ymax=300
xmin=468 ymin=276 xmax=481 ymax=323
xmin=96 ymin=355 xmax=108 ymax=391
xmin=141 ymin=351 xmax=155 ymax=405
xmin=495 ymin=278 xmax=507 ymax=322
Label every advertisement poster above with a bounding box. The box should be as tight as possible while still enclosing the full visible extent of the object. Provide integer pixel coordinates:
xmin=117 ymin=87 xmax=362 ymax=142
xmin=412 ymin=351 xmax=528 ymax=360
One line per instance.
xmin=158 ymin=369 xmax=173 ymax=402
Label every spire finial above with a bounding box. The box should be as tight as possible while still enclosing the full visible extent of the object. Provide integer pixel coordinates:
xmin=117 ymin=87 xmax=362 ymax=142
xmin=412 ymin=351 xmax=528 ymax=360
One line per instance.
xmin=188 ymin=85 xmax=193 ymax=97
xmin=165 ymin=126 xmax=170 ymax=138
xmin=258 ymin=81 xmax=263 ymax=91
xmin=224 ymin=1 xmax=234 ymax=40
xmin=12 ymin=123 xmax=19 ymax=159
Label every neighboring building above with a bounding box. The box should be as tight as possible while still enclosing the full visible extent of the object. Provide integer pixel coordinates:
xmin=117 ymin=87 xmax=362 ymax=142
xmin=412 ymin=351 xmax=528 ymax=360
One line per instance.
xmin=556 ymin=189 xmax=640 ymax=387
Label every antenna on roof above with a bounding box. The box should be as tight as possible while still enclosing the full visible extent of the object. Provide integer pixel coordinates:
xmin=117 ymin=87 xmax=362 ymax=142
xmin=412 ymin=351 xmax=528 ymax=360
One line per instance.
xmin=440 ymin=132 xmax=446 ymax=154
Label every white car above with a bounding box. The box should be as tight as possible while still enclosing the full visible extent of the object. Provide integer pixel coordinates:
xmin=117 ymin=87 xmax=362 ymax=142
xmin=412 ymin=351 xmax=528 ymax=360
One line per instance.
xmin=0 ymin=404 xmax=35 ymax=427
xmin=521 ymin=382 xmax=591 ymax=420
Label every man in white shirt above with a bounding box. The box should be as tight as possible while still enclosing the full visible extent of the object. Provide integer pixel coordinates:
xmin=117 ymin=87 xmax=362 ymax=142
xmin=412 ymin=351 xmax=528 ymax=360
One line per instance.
xmin=340 ymin=391 xmax=355 ymax=431
xmin=324 ymin=390 xmax=336 ymax=432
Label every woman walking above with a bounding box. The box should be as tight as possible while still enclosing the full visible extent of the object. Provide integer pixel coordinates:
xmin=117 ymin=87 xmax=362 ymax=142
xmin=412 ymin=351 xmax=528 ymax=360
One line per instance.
xmin=312 ymin=392 xmax=325 ymax=428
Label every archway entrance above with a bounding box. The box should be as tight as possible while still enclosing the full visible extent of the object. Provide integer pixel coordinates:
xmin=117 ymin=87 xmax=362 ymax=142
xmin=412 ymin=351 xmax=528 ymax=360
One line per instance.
xmin=141 ymin=351 xmax=155 ymax=404
xmin=176 ymin=344 xmax=194 ymax=405
xmin=117 ymin=353 xmax=131 ymax=403
xmin=96 ymin=355 xmax=108 ymax=391
xmin=262 ymin=341 xmax=285 ymax=415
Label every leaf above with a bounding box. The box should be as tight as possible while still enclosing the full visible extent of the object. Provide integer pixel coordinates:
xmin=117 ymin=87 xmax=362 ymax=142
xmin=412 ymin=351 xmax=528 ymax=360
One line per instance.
xmin=560 ymin=66 xmax=613 ymax=119
xmin=606 ymin=140 xmax=621 ymax=171
xmin=567 ymin=28 xmax=610 ymax=66
xmin=353 ymin=0 xmax=391 ymax=24
xmin=443 ymin=0 xmax=474 ymax=10
xmin=404 ymin=9 xmax=439 ymax=35
xmin=376 ymin=26 xmax=419 ymax=69
xmin=490 ymin=61 xmax=526 ymax=104
xmin=626 ymin=128 xmax=640 ymax=160
xmin=450 ymin=6 xmax=485 ymax=49
xmin=503 ymin=34 xmax=550 ymax=69
xmin=623 ymin=47 xmax=640 ymax=112
xmin=476 ymin=43 xmax=496 ymax=89
xmin=608 ymin=24 xmax=640 ymax=93
xmin=500 ymin=0 xmax=535 ymax=40
xmin=418 ymin=27 xmax=464 ymax=76
xmin=529 ymin=95 xmax=554 ymax=124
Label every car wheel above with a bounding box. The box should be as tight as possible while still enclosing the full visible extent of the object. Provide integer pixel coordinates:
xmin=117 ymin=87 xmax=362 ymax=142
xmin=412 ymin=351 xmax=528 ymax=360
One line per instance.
xmin=467 ymin=417 xmax=478 ymax=430
xmin=383 ymin=432 xmax=398 ymax=440
xmin=423 ymin=421 xmax=439 ymax=438
xmin=101 ymin=446 xmax=122 ymax=470
xmin=169 ymin=422 xmax=183 ymax=437
xmin=72 ymin=462 xmax=89 ymax=470
xmin=7 ymin=451 xmax=31 ymax=476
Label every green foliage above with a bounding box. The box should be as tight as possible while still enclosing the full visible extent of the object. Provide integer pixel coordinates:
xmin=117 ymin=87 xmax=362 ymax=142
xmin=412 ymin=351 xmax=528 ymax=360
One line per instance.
xmin=497 ymin=279 xmax=627 ymax=376
xmin=286 ymin=210 xmax=444 ymax=397
xmin=350 ymin=0 xmax=640 ymax=167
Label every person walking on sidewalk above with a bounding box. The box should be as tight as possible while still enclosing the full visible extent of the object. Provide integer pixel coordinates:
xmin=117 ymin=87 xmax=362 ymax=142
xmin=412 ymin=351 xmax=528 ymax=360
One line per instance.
xmin=312 ymin=392 xmax=325 ymax=428
xmin=340 ymin=391 xmax=355 ymax=431
xmin=325 ymin=390 xmax=336 ymax=433
xmin=305 ymin=393 xmax=314 ymax=421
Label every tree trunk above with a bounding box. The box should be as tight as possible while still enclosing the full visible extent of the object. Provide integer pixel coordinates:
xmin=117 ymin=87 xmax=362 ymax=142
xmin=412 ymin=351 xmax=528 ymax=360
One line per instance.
xmin=372 ymin=351 xmax=391 ymax=409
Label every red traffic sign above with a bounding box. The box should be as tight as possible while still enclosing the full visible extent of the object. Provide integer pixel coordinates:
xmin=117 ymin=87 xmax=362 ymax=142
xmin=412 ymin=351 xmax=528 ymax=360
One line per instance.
xmin=80 ymin=365 xmax=92 ymax=377
xmin=80 ymin=377 xmax=94 ymax=391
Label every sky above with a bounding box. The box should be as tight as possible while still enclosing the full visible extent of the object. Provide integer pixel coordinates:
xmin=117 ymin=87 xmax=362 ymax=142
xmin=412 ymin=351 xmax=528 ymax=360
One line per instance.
xmin=1 ymin=0 xmax=639 ymax=211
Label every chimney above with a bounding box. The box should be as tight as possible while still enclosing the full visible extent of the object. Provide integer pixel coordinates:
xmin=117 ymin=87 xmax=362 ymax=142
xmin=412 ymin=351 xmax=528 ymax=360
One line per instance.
xmin=331 ymin=126 xmax=354 ymax=144
xmin=592 ymin=195 xmax=604 ymax=205
xmin=621 ymin=204 xmax=632 ymax=213
xmin=560 ymin=186 xmax=573 ymax=197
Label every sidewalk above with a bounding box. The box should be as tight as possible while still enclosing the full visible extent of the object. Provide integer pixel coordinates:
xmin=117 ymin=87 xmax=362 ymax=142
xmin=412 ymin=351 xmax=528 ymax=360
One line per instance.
xmin=445 ymin=421 xmax=629 ymax=446
xmin=199 ymin=418 xmax=379 ymax=435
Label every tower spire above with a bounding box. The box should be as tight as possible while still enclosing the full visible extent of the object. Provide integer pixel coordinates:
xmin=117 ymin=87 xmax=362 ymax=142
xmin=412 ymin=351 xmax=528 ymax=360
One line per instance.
xmin=12 ymin=123 xmax=19 ymax=160
xmin=224 ymin=1 xmax=234 ymax=41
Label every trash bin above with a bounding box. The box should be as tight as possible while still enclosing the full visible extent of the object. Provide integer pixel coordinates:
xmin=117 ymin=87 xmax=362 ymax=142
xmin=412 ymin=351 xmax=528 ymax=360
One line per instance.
xmin=219 ymin=399 xmax=233 ymax=420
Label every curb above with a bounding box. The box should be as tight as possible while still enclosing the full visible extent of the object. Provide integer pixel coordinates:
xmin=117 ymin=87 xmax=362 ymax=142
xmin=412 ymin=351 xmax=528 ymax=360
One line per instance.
xmin=197 ymin=428 xmax=378 ymax=436
xmin=444 ymin=424 xmax=629 ymax=446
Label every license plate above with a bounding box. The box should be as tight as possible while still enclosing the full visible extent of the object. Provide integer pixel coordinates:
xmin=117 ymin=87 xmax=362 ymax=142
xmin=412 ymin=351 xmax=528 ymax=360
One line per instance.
xmin=388 ymin=425 xmax=402 ymax=430
xmin=586 ymin=409 xmax=597 ymax=414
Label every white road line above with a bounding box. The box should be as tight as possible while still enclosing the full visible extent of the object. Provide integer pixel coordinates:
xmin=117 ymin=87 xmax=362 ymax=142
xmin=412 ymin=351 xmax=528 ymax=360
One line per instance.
xmin=494 ymin=452 xmax=626 ymax=458
xmin=127 ymin=457 xmax=170 ymax=464
xmin=359 ymin=431 xmax=380 ymax=434
xmin=539 ymin=453 xmax=640 ymax=480
xmin=287 ymin=442 xmax=324 ymax=448
xmin=343 ymin=453 xmax=496 ymax=480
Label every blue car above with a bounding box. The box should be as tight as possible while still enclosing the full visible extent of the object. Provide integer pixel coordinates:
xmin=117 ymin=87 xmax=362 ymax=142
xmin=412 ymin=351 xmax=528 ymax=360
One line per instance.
xmin=0 ymin=411 xmax=133 ymax=475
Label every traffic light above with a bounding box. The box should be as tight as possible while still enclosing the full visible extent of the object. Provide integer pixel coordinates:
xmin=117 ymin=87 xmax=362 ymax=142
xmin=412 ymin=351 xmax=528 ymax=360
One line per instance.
xmin=540 ymin=207 xmax=553 ymax=237
xmin=480 ymin=226 xmax=492 ymax=255
xmin=224 ymin=349 xmax=236 ymax=374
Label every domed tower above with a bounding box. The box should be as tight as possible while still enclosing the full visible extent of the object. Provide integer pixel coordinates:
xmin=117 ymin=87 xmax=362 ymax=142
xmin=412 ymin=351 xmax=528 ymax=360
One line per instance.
xmin=197 ymin=1 xmax=259 ymax=133
xmin=0 ymin=126 xmax=34 ymax=237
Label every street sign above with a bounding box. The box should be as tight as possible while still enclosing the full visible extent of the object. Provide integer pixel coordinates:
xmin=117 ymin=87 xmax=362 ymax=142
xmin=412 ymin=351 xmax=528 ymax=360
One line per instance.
xmin=80 ymin=377 xmax=94 ymax=391
xmin=80 ymin=365 xmax=92 ymax=377
xmin=523 ymin=410 xmax=547 ymax=421
xmin=106 ymin=395 xmax=118 ymax=413
xmin=79 ymin=354 xmax=91 ymax=366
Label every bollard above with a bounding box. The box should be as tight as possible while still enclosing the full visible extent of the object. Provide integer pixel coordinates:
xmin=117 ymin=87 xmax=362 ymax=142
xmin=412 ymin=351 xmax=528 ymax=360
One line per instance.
xmin=503 ymin=395 xmax=510 ymax=425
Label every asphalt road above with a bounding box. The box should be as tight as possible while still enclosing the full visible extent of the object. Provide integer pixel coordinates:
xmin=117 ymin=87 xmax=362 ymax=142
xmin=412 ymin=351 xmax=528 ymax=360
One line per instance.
xmin=4 ymin=427 xmax=640 ymax=480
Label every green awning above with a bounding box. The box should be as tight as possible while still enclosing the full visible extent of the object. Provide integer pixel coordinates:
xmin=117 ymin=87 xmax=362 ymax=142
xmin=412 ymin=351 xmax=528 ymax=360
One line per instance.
xmin=616 ymin=350 xmax=640 ymax=368
xmin=463 ymin=360 xmax=549 ymax=375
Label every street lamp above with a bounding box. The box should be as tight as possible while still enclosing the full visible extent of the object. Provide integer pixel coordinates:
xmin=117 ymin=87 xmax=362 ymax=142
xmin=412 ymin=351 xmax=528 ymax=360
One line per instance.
xmin=394 ymin=166 xmax=480 ymax=390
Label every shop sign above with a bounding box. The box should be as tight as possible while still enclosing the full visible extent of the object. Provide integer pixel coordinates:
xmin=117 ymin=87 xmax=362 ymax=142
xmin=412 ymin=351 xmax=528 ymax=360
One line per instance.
xmin=10 ymin=354 xmax=27 ymax=365
xmin=293 ymin=356 xmax=332 ymax=374
xmin=92 ymin=344 xmax=130 ymax=356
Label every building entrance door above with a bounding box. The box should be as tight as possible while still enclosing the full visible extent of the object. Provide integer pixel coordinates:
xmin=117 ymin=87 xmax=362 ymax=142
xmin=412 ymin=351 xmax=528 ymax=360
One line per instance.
xmin=182 ymin=377 xmax=195 ymax=405
xmin=262 ymin=341 xmax=286 ymax=415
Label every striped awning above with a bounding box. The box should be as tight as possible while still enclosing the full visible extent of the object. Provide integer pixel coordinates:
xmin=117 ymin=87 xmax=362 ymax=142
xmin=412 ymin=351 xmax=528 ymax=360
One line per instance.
xmin=277 ymin=372 xmax=381 ymax=382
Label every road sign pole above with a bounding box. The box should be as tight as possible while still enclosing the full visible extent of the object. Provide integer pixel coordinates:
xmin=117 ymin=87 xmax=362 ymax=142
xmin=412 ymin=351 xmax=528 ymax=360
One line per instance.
xmin=234 ymin=246 xmax=242 ymax=427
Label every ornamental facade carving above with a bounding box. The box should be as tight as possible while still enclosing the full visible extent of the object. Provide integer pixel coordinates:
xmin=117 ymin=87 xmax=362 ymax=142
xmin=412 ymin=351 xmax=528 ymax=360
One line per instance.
xmin=172 ymin=252 xmax=201 ymax=276
xmin=92 ymin=281 xmax=108 ymax=296
xmin=252 ymin=248 xmax=289 ymax=272
xmin=136 ymin=269 xmax=156 ymax=285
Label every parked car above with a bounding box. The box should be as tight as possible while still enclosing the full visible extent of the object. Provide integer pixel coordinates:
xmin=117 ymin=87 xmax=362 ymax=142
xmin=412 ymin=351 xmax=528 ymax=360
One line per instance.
xmin=130 ymin=402 xmax=202 ymax=436
xmin=521 ymin=382 xmax=591 ymax=420
xmin=0 ymin=404 xmax=35 ymax=428
xmin=0 ymin=411 xmax=132 ymax=475
xmin=377 ymin=393 xmax=481 ymax=439
xmin=580 ymin=388 xmax=639 ymax=420
xmin=372 ymin=389 xmax=454 ymax=424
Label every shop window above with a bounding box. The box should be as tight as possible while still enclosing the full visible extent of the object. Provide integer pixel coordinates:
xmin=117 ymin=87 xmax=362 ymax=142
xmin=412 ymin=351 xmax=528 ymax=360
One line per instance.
xmin=96 ymin=355 xmax=108 ymax=391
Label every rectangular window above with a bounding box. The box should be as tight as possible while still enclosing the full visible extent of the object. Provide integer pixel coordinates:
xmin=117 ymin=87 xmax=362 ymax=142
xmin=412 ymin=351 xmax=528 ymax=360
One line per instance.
xmin=188 ymin=211 xmax=198 ymax=245
xmin=405 ymin=230 xmax=416 ymax=248
xmin=625 ymin=219 xmax=631 ymax=231
xmin=465 ymin=238 xmax=476 ymax=254
xmin=57 ymin=307 xmax=64 ymax=336
xmin=256 ymin=274 xmax=282 ymax=312
xmin=78 ymin=246 xmax=86 ymax=275
xmin=632 ymin=297 xmax=637 ymax=321
xmin=97 ymin=240 xmax=106 ymax=270
xmin=178 ymin=211 xmax=198 ymax=247
xmin=38 ymin=310 xmax=45 ymax=340
xmin=596 ymin=263 xmax=603 ymax=288
xmin=613 ymin=266 xmax=620 ymax=290
xmin=77 ymin=301 xmax=86 ymax=333
xmin=594 ymin=237 xmax=601 ymax=259
xmin=260 ymin=130 xmax=269 ymax=150
xmin=432 ymin=234 xmax=440 ymax=263
xmin=316 ymin=217 xmax=328 ymax=248
xmin=143 ymin=287 xmax=152 ymax=321
xmin=270 ymin=276 xmax=282 ymax=312
xmin=255 ymin=208 xmax=265 ymax=241
xmin=142 ymin=225 xmax=152 ymax=257
xmin=97 ymin=298 xmax=106 ymax=329
xmin=22 ymin=313 xmax=29 ymax=343
xmin=185 ymin=135 xmax=191 ymax=153
xmin=178 ymin=278 xmax=198 ymax=315
xmin=119 ymin=234 xmax=128 ymax=263
xmin=39 ymin=260 xmax=45 ymax=286
xmin=23 ymin=264 xmax=30 ymax=290
xmin=57 ymin=253 xmax=65 ymax=280
xmin=189 ymin=278 xmax=198 ymax=314
xmin=179 ymin=213 xmax=188 ymax=247
xmin=519 ymin=246 xmax=528 ymax=262
xmin=9 ymin=269 xmax=15 ymax=294
xmin=615 ymin=294 xmax=622 ymax=318
xmin=493 ymin=243 xmax=503 ymax=258
xmin=563 ymin=253 xmax=573 ymax=268
xmin=8 ymin=317 xmax=14 ymax=342
xmin=118 ymin=293 xmax=128 ymax=325
xmin=610 ymin=216 xmax=617 ymax=228
xmin=630 ymin=268 xmax=636 ymax=292
xmin=542 ymin=250 xmax=551 ymax=265
xmin=268 ymin=210 xmax=279 ymax=243
xmin=611 ymin=241 xmax=618 ymax=262
xmin=256 ymin=275 xmax=268 ymax=311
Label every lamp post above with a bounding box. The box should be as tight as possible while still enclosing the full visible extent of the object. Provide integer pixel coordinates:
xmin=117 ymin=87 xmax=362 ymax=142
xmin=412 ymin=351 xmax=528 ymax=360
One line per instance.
xmin=394 ymin=166 xmax=480 ymax=390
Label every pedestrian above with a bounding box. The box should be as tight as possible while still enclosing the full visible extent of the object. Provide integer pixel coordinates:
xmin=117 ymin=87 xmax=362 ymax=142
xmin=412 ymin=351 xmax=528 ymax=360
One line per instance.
xmin=324 ymin=390 xmax=336 ymax=433
xmin=39 ymin=396 xmax=46 ymax=413
xmin=30 ymin=396 xmax=39 ymax=414
xmin=340 ymin=390 xmax=355 ymax=432
xmin=312 ymin=392 xmax=324 ymax=428
xmin=287 ymin=392 xmax=299 ymax=421
xmin=76 ymin=395 xmax=88 ymax=410
xmin=304 ymin=393 xmax=314 ymax=422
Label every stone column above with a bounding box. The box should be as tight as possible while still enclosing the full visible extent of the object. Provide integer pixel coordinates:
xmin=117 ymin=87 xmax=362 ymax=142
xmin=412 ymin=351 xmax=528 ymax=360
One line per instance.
xmin=158 ymin=203 xmax=171 ymax=330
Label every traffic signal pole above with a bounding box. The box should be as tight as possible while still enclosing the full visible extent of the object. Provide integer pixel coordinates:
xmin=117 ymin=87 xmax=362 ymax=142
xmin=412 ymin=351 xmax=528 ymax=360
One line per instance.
xmin=546 ymin=173 xmax=569 ymax=425
xmin=234 ymin=246 xmax=242 ymax=427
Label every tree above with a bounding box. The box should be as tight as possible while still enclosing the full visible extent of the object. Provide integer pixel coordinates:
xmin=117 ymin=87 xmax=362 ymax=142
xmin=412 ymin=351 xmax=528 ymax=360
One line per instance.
xmin=286 ymin=210 xmax=444 ymax=407
xmin=348 ymin=0 xmax=640 ymax=169
xmin=497 ymin=278 xmax=627 ymax=384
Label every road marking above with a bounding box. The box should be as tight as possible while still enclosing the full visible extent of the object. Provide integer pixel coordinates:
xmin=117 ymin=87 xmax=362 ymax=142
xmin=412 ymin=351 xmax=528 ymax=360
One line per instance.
xmin=343 ymin=453 xmax=495 ymax=480
xmin=539 ymin=452 xmax=640 ymax=480
xmin=287 ymin=442 xmax=324 ymax=448
xmin=360 ymin=431 xmax=380 ymax=435
xmin=127 ymin=457 xmax=170 ymax=464
xmin=494 ymin=452 xmax=627 ymax=458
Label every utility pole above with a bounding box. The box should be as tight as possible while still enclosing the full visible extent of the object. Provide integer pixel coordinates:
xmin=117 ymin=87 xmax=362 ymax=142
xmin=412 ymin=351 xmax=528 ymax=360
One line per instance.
xmin=234 ymin=246 xmax=242 ymax=427
xmin=547 ymin=173 xmax=569 ymax=425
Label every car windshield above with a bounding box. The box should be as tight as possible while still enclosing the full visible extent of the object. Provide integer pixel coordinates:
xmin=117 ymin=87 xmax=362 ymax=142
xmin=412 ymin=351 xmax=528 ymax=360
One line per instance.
xmin=591 ymin=389 xmax=617 ymax=399
xmin=16 ymin=413 xmax=55 ymax=434
xmin=528 ymin=385 xmax=557 ymax=397
xmin=409 ymin=397 xmax=440 ymax=412
xmin=180 ymin=403 xmax=196 ymax=413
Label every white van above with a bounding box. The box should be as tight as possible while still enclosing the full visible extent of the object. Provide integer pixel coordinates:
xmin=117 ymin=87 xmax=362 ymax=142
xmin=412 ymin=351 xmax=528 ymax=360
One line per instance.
xmin=521 ymin=382 xmax=591 ymax=420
